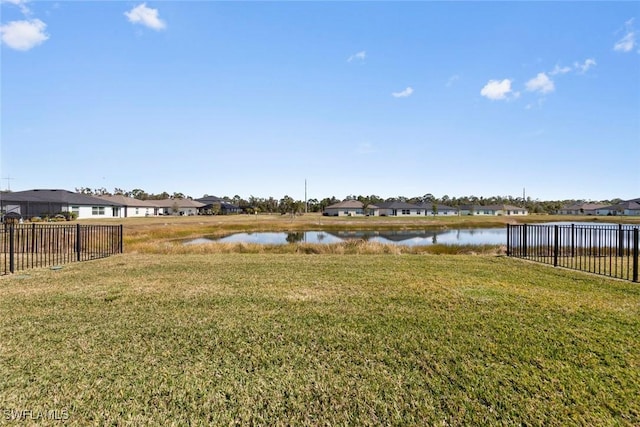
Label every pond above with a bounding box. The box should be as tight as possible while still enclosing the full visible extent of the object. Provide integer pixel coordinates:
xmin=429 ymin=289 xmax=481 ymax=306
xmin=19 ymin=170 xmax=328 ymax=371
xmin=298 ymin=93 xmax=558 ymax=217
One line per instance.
xmin=185 ymin=228 xmax=507 ymax=247
xmin=183 ymin=222 xmax=638 ymax=247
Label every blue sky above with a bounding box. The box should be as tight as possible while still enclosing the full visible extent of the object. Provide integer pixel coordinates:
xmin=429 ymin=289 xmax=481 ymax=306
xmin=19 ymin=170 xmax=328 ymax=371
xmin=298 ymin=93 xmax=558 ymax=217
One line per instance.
xmin=1 ymin=1 xmax=638 ymax=202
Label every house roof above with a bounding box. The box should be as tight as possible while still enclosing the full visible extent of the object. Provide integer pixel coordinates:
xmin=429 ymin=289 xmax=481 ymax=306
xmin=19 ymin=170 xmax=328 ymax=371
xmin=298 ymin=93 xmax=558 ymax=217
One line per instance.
xmin=325 ymin=200 xmax=364 ymax=209
xmin=95 ymin=194 xmax=160 ymax=207
xmin=561 ymin=203 xmax=608 ymax=211
xmin=195 ymin=196 xmax=225 ymax=203
xmin=0 ymin=189 xmax=122 ymax=206
xmin=417 ymin=203 xmax=458 ymax=210
xmin=195 ymin=196 xmax=240 ymax=210
xmin=376 ymin=201 xmax=421 ymax=209
xmin=459 ymin=204 xmax=527 ymax=211
xmin=598 ymin=200 xmax=640 ymax=210
xmin=153 ymin=198 xmax=205 ymax=208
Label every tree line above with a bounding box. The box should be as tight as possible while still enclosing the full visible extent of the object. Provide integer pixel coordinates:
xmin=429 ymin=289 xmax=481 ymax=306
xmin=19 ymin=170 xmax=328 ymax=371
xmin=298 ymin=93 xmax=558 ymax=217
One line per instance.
xmin=74 ymin=187 xmax=623 ymax=215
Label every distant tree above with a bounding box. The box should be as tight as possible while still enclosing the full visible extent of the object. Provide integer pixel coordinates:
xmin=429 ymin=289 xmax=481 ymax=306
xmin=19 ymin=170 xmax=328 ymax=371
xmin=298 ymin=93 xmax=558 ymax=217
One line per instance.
xmin=131 ymin=189 xmax=148 ymax=200
xmin=286 ymin=232 xmax=304 ymax=243
xmin=75 ymin=187 xmax=93 ymax=195
xmin=319 ymin=197 xmax=338 ymax=211
xmin=306 ymin=198 xmax=320 ymax=212
xmin=423 ymin=193 xmax=435 ymax=204
xmin=279 ymin=195 xmax=295 ymax=215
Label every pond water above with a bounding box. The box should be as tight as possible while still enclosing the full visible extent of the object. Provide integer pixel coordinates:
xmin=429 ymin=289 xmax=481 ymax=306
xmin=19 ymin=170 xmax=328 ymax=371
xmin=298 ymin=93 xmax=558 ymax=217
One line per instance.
xmin=183 ymin=222 xmax=637 ymax=247
xmin=185 ymin=228 xmax=507 ymax=247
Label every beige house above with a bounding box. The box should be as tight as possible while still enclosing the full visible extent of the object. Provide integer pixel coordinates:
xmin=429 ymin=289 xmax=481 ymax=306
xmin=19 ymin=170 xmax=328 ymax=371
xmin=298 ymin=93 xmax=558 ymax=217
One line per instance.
xmin=323 ymin=200 xmax=366 ymax=216
xmin=154 ymin=199 xmax=205 ymax=216
xmin=558 ymin=203 xmax=607 ymax=215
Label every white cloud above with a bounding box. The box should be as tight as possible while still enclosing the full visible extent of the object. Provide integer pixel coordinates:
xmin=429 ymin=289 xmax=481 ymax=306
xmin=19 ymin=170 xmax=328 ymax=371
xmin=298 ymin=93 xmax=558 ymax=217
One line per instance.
xmin=391 ymin=87 xmax=414 ymax=98
xmin=574 ymin=58 xmax=596 ymax=73
xmin=0 ymin=19 xmax=48 ymax=50
xmin=124 ymin=3 xmax=166 ymax=31
xmin=348 ymin=50 xmax=366 ymax=62
xmin=446 ymin=74 xmax=460 ymax=87
xmin=550 ymin=64 xmax=572 ymax=76
xmin=480 ymin=79 xmax=515 ymax=100
xmin=1 ymin=0 xmax=31 ymax=15
xmin=614 ymin=18 xmax=636 ymax=53
xmin=614 ymin=32 xmax=636 ymax=52
xmin=526 ymin=72 xmax=555 ymax=94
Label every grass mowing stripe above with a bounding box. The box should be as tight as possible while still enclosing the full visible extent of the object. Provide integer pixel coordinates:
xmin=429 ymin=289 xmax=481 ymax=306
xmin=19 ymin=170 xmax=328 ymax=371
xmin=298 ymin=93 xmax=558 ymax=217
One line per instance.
xmin=1 ymin=253 xmax=638 ymax=425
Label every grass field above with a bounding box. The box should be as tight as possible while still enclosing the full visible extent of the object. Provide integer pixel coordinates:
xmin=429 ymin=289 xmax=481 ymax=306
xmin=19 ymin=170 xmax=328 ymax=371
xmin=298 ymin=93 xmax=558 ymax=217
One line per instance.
xmin=1 ymin=252 xmax=639 ymax=425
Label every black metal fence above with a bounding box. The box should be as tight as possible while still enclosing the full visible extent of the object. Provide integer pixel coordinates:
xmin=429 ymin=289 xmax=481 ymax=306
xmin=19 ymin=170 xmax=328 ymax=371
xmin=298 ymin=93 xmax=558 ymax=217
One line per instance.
xmin=1 ymin=223 xmax=123 ymax=275
xmin=507 ymin=223 xmax=639 ymax=282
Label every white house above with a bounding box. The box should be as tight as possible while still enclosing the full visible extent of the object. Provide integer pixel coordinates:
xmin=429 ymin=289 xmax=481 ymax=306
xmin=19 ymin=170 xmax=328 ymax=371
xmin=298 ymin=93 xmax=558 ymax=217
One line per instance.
xmin=418 ymin=203 xmax=459 ymax=216
xmin=376 ymin=201 xmax=423 ymax=217
xmin=458 ymin=204 xmax=528 ymax=216
xmin=595 ymin=199 xmax=640 ymax=216
xmin=0 ymin=189 xmax=123 ymax=220
xmin=95 ymin=195 xmax=161 ymax=217
xmin=558 ymin=203 xmax=607 ymax=215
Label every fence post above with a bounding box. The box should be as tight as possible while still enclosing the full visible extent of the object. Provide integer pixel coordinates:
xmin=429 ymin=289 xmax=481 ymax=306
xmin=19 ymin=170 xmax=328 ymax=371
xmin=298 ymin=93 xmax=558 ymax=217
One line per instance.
xmin=618 ymin=224 xmax=624 ymax=257
xmin=9 ymin=224 xmax=15 ymax=274
xmin=523 ymin=224 xmax=528 ymax=258
xmin=553 ymin=225 xmax=559 ymax=267
xmin=633 ymin=228 xmax=639 ymax=283
xmin=119 ymin=224 xmax=124 ymax=254
xmin=76 ymin=223 xmax=81 ymax=262
xmin=31 ymin=223 xmax=36 ymax=254
xmin=571 ymin=223 xmax=575 ymax=258
xmin=506 ymin=224 xmax=510 ymax=256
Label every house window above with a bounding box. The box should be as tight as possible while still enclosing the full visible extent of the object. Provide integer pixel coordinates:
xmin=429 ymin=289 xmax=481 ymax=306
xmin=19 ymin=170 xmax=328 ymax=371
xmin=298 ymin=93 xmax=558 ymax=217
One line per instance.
xmin=92 ymin=206 xmax=105 ymax=216
xmin=135 ymin=208 xmax=139 ymax=215
xmin=71 ymin=206 xmax=80 ymax=215
xmin=402 ymin=209 xmax=410 ymax=215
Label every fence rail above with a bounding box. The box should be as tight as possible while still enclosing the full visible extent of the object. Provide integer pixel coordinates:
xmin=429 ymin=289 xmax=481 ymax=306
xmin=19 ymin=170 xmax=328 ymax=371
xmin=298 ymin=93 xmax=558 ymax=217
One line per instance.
xmin=1 ymin=223 xmax=123 ymax=275
xmin=507 ymin=223 xmax=639 ymax=282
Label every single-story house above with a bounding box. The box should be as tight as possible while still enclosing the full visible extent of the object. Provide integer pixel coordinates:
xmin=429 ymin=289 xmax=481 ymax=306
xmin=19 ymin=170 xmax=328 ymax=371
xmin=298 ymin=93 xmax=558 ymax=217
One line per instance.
xmin=153 ymin=198 xmax=205 ymax=216
xmin=323 ymin=200 xmax=366 ymax=216
xmin=595 ymin=198 xmax=640 ymax=216
xmin=418 ymin=203 xmax=459 ymax=216
xmin=0 ymin=189 xmax=123 ymax=220
xmin=458 ymin=204 xmax=528 ymax=216
xmin=558 ymin=203 xmax=608 ymax=215
xmin=195 ymin=196 xmax=242 ymax=215
xmin=376 ymin=201 xmax=423 ymax=217
xmin=95 ymin=195 xmax=161 ymax=217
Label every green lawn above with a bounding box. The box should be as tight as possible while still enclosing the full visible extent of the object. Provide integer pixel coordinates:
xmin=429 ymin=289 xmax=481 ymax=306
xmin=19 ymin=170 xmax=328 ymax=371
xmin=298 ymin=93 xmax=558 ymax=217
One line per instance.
xmin=1 ymin=253 xmax=639 ymax=425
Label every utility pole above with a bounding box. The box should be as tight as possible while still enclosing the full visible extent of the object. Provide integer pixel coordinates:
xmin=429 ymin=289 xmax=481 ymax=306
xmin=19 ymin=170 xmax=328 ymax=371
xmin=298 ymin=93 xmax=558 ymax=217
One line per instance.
xmin=304 ymin=179 xmax=308 ymax=213
xmin=2 ymin=176 xmax=15 ymax=191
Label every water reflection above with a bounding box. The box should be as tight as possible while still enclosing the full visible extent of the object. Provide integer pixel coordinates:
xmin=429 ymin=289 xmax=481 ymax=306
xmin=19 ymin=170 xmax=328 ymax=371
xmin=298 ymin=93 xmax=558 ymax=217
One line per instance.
xmin=183 ymin=223 xmax=636 ymax=247
xmin=184 ymin=228 xmax=508 ymax=247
